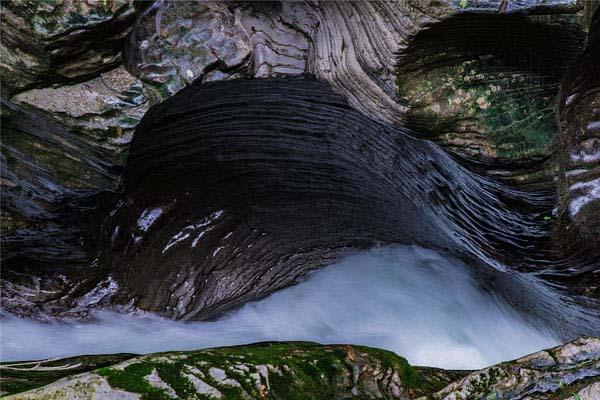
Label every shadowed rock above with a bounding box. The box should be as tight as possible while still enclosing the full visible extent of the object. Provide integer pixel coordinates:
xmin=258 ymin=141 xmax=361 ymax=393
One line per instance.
xmin=93 ymin=78 xmax=586 ymax=323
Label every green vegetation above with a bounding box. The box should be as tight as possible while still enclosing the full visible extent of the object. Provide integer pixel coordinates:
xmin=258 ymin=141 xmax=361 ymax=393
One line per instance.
xmin=97 ymin=342 xmax=424 ymax=400
xmin=398 ymin=59 xmax=558 ymax=160
xmin=0 ymin=354 xmax=134 ymax=397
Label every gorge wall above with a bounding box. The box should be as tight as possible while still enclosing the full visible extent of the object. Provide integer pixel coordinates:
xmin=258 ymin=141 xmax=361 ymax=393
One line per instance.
xmin=1 ymin=0 xmax=599 ymax=337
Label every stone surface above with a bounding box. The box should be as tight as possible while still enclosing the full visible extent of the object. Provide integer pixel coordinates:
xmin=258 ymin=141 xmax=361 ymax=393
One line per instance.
xmin=3 ymin=342 xmax=436 ymax=399
xmin=1 ymin=0 xmax=598 ymax=324
xmin=0 ymin=0 xmax=136 ymax=95
xmin=123 ymin=1 xmax=253 ymax=103
xmin=554 ymin=2 xmax=600 ymax=270
xmin=397 ymin=13 xmax=585 ymax=188
xmin=424 ymin=336 xmax=600 ymax=400
xmin=96 ymin=78 xmax=588 ymax=324
xmin=4 ymin=338 xmax=598 ymax=399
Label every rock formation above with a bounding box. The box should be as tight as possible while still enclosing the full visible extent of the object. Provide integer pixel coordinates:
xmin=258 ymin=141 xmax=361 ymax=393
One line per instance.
xmin=2 ymin=337 xmax=598 ymax=399
xmin=1 ymin=0 xmax=599 ymax=332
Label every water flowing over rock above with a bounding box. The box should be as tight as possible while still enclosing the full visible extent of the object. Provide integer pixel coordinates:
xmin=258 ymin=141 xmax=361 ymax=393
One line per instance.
xmin=93 ymin=77 xmax=580 ymax=322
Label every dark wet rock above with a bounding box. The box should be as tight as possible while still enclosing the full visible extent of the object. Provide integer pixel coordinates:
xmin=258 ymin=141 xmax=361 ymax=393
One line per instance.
xmin=1 ymin=0 xmax=598 ymax=324
xmin=4 ymin=337 xmax=598 ymax=400
xmin=89 ymin=77 xmax=598 ymax=326
xmin=554 ymin=3 xmax=600 ymax=270
xmin=0 ymin=0 xmax=136 ymax=95
xmin=0 ymin=66 xmax=148 ymax=319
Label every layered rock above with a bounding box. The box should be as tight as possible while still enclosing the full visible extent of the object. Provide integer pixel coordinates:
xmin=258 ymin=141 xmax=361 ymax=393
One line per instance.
xmin=79 ymin=77 xmax=600 ymax=333
xmin=555 ymin=3 xmax=600 ymax=269
xmin=1 ymin=0 xmax=598 ymax=323
xmin=3 ymin=337 xmax=598 ymax=399
xmin=0 ymin=0 xmax=136 ymax=95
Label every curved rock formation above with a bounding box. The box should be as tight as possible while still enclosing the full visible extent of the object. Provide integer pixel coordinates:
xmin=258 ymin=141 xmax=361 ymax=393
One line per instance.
xmin=556 ymin=4 xmax=600 ymax=255
xmin=80 ymin=78 xmax=593 ymax=330
xmin=1 ymin=0 xmax=598 ymax=329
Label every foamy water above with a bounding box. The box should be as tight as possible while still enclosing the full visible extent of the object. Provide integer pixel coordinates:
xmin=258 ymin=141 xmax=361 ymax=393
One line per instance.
xmin=0 ymin=246 xmax=559 ymax=369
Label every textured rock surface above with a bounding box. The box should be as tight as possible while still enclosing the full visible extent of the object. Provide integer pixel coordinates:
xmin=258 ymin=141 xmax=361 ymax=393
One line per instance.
xmin=4 ymin=338 xmax=598 ymax=399
xmin=123 ymin=1 xmax=253 ymax=103
xmin=5 ymin=342 xmax=427 ymax=399
xmin=1 ymin=66 xmax=149 ymax=319
xmin=0 ymin=0 xmax=136 ymax=95
xmin=425 ymin=336 xmax=600 ymax=400
xmin=1 ymin=0 xmax=599 ymax=323
xmin=397 ymin=13 xmax=585 ymax=188
xmin=95 ymin=77 xmax=582 ymax=322
xmin=555 ymin=3 xmax=600 ymax=270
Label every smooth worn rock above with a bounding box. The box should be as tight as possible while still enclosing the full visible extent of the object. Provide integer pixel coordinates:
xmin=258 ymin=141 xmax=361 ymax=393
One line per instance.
xmin=87 ymin=77 xmax=600 ymax=334
xmin=0 ymin=0 xmax=136 ymax=95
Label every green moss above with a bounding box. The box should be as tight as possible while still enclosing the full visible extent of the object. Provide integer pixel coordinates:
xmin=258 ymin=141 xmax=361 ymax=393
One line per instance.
xmin=398 ymin=58 xmax=558 ymax=160
xmin=96 ymin=342 xmax=424 ymax=400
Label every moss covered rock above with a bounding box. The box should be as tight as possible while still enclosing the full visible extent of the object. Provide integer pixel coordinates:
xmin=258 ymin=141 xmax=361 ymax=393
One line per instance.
xmin=4 ymin=338 xmax=599 ymax=400
xmin=397 ymin=12 xmax=585 ymax=188
xmin=3 ymin=342 xmax=430 ymax=399
xmin=0 ymin=0 xmax=136 ymax=95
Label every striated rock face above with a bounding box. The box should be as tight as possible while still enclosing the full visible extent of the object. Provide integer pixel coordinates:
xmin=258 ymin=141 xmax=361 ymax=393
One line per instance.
xmin=3 ymin=337 xmax=598 ymax=399
xmin=0 ymin=0 xmax=136 ymax=95
xmin=555 ymin=4 xmax=600 ymax=269
xmin=93 ymin=77 xmax=579 ymax=321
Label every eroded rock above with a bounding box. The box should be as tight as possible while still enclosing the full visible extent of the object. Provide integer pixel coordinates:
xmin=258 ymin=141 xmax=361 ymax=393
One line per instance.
xmin=425 ymin=336 xmax=600 ymax=400
xmin=0 ymin=0 xmax=136 ymax=94
xmin=555 ymin=2 xmax=600 ymax=267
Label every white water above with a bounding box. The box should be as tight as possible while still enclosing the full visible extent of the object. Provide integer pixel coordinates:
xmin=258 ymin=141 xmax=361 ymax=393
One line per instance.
xmin=0 ymin=246 xmax=559 ymax=369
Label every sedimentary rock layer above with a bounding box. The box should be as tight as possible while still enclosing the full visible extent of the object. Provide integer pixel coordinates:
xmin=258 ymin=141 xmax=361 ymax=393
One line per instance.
xmin=91 ymin=78 xmax=588 ymax=325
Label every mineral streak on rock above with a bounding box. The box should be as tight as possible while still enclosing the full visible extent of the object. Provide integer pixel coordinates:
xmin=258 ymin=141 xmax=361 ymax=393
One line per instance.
xmin=555 ymin=3 xmax=600 ymax=261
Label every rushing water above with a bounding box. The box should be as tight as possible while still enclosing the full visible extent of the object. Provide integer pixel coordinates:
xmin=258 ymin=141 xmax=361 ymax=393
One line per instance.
xmin=0 ymin=246 xmax=559 ymax=369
